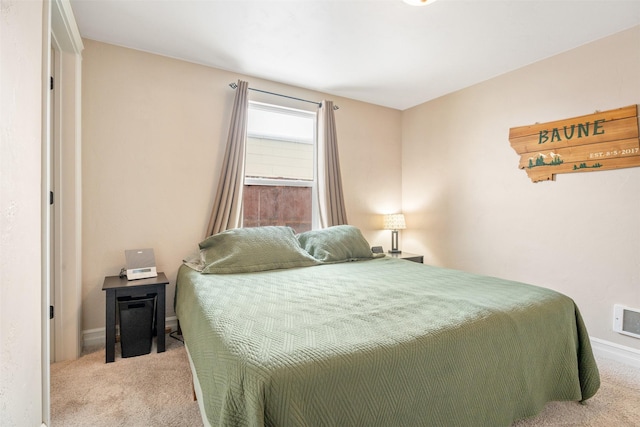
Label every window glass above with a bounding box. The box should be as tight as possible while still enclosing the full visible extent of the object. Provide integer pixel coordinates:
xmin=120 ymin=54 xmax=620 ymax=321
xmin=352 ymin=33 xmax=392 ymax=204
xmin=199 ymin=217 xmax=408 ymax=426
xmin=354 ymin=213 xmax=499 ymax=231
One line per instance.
xmin=243 ymin=102 xmax=317 ymax=233
xmin=247 ymin=105 xmax=314 ymax=143
xmin=245 ymin=137 xmax=313 ymax=181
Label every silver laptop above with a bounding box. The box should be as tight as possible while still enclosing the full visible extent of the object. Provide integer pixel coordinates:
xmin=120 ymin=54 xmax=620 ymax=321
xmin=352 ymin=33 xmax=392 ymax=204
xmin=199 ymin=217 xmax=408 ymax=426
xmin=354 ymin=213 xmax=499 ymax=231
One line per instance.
xmin=125 ymin=248 xmax=157 ymax=280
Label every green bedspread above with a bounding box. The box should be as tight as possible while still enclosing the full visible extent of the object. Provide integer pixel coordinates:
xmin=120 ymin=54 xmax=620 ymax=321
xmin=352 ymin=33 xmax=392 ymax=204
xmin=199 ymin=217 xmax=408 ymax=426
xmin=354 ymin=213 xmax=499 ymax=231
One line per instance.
xmin=175 ymin=257 xmax=600 ymax=427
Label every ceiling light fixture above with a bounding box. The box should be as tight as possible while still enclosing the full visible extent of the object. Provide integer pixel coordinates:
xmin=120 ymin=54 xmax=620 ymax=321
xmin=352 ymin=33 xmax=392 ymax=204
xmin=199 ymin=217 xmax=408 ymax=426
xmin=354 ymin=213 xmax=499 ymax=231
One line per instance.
xmin=403 ymin=0 xmax=437 ymax=5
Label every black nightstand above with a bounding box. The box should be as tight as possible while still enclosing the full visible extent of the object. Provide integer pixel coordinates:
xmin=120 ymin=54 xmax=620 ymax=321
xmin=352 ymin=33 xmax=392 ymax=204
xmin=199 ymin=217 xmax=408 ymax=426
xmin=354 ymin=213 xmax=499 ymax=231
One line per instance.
xmin=102 ymin=272 xmax=169 ymax=363
xmin=388 ymin=252 xmax=424 ymax=264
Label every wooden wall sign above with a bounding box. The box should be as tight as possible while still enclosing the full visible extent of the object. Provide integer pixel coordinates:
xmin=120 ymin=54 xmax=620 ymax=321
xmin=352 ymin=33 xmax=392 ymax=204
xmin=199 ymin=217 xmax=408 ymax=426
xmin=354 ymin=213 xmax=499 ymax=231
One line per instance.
xmin=509 ymin=105 xmax=639 ymax=182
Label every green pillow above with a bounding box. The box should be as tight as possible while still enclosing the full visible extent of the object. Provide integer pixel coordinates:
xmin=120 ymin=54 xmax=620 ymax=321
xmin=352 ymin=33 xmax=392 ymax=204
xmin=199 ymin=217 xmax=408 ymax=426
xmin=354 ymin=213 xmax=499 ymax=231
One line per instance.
xmin=297 ymin=225 xmax=377 ymax=263
xmin=199 ymin=226 xmax=319 ymax=274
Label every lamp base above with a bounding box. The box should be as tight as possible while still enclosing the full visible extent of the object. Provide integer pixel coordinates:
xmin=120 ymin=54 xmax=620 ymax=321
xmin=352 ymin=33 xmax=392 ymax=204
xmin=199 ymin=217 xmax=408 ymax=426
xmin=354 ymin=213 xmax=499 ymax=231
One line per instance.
xmin=388 ymin=229 xmax=402 ymax=254
xmin=389 ymin=229 xmax=402 ymax=254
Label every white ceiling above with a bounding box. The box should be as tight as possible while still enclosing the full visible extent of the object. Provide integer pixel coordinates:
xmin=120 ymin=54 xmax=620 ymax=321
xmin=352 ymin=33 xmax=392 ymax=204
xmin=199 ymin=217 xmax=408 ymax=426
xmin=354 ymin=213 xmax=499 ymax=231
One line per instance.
xmin=69 ymin=0 xmax=640 ymax=110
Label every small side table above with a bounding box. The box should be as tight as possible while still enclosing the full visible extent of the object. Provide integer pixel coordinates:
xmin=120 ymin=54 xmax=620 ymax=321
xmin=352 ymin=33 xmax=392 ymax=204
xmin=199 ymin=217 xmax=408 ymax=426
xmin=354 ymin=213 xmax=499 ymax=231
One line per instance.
xmin=102 ymin=272 xmax=169 ymax=363
xmin=388 ymin=252 xmax=424 ymax=264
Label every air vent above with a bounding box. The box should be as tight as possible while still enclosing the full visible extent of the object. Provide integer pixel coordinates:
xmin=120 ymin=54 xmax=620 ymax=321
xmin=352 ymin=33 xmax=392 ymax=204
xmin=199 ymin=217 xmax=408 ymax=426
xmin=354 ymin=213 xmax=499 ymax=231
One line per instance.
xmin=613 ymin=304 xmax=640 ymax=339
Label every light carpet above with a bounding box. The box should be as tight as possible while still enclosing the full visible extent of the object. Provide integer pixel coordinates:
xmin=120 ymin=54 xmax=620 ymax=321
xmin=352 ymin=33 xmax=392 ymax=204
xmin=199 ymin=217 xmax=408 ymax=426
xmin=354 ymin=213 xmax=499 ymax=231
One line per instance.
xmin=51 ymin=337 xmax=640 ymax=426
xmin=514 ymin=356 xmax=640 ymax=427
xmin=50 ymin=335 xmax=203 ymax=426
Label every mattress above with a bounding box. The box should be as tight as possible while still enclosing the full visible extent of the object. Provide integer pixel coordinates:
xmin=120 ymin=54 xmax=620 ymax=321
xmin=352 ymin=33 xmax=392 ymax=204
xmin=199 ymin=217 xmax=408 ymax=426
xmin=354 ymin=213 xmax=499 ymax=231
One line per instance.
xmin=175 ymin=256 xmax=600 ymax=427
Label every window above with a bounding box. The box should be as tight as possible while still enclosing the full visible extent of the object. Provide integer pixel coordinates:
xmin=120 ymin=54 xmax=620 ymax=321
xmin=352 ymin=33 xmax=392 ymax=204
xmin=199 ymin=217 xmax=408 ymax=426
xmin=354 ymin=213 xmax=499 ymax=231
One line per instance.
xmin=243 ymin=102 xmax=317 ymax=233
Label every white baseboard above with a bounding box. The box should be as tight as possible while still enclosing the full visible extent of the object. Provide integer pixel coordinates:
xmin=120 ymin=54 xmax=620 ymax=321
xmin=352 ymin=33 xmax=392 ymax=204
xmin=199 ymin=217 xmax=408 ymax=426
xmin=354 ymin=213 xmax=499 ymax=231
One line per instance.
xmin=590 ymin=337 xmax=640 ymax=369
xmin=82 ymin=316 xmax=178 ymax=350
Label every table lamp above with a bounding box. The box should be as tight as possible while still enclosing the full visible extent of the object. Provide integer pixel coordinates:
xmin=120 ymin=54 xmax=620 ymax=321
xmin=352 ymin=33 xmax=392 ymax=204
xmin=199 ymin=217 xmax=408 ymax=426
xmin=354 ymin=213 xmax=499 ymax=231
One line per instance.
xmin=383 ymin=213 xmax=406 ymax=254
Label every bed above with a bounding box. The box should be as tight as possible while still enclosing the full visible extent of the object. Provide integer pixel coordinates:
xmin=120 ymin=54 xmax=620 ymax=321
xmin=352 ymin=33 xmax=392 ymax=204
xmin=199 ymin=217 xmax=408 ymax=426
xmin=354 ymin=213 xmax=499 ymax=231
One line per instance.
xmin=175 ymin=225 xmax=600 ymax=427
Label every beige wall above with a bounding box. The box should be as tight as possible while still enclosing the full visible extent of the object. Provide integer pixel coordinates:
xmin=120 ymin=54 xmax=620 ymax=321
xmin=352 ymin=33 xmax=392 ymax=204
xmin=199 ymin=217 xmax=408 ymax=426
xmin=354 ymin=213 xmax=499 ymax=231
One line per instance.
xmin=0 ymin=0 xmax=45 ymax=423
xmin=81 ymin=39 xmax=402 ymax=332
xmin=82 ymin=28 xmax=640 ymax=349
xmin=402 ymin=26 xmax=640 ymax=350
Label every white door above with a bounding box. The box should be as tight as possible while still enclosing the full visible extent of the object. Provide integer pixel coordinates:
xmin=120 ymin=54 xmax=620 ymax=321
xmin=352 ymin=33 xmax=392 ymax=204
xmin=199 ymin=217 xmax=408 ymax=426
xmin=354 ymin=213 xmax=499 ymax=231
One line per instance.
xmin=49 ymin=46 xmax=56 ymax=364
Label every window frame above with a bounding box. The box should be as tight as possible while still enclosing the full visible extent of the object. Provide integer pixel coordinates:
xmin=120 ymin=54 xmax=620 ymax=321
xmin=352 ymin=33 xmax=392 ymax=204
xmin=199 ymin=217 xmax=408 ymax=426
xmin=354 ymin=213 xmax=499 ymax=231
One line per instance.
xmin=244 ymin=101 xmax=319 ymax=230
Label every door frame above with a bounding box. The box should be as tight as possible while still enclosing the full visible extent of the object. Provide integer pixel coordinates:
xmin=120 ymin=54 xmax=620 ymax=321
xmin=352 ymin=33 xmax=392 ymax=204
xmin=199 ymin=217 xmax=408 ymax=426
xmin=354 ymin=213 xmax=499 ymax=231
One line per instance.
xmin=40 ymin=7 xmax=85 ymax=426
xmin=43 ymin=0 xmax=83 ymax=422
xmin=49 ymin=0 xmax=84 ymax=363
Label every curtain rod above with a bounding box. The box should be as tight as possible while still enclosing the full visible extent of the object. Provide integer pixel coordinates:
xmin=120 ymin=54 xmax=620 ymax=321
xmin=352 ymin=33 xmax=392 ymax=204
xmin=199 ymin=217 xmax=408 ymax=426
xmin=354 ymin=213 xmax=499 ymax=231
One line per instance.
xmin=229 ymin=82 xmax=339 ymax=110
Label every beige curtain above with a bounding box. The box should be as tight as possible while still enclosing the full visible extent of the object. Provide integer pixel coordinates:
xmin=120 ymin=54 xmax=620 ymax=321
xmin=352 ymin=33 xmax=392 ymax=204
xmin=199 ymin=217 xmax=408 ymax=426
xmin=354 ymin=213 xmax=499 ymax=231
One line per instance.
xmin=317 ymin=100 xmax=348 ymax=228
xmin=206 ymin=80 xmax=249 ymax=236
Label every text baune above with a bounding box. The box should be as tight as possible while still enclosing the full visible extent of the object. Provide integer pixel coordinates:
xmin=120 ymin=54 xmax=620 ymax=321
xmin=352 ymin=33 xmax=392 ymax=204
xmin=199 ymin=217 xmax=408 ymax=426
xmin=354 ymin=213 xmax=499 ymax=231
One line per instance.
xmin=538 ymin=119 xmax=605 ymax=144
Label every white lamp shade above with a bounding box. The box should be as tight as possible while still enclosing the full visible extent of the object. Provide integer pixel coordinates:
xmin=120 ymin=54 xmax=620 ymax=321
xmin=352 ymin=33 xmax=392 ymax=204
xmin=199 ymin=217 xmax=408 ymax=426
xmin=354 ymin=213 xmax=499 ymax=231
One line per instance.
xmin=383 ymin=214 xmax=406 ymax=230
